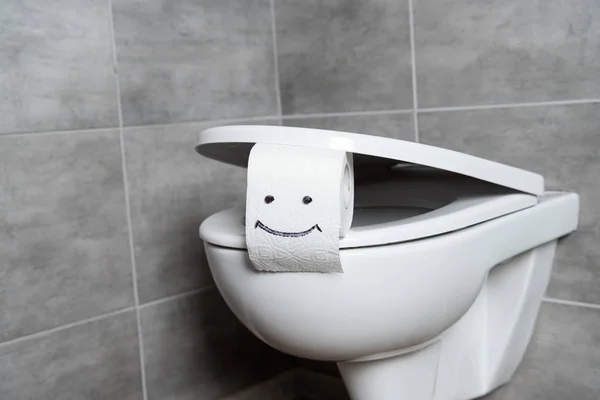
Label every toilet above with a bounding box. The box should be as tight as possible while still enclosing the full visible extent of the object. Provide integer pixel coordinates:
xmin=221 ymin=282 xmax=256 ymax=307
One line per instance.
xmin=195 ymin=125 xmax=579 ymax=400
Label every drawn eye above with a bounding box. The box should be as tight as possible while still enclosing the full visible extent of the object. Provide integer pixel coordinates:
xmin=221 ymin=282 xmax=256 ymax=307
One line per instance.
xmin=302 ymin=196 xmax=313 ymax=205
xmin=264 ymin=195 xmax=275 ymax=204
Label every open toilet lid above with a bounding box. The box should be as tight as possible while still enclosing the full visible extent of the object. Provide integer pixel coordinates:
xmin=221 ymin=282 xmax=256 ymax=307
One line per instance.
xmin=195 ymin=125 xmax=544 ymax=195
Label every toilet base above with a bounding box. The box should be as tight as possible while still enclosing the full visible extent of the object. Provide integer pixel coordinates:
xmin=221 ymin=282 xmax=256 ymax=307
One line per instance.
xmin=337 ymin=241 xmax=557 ymax=400
xmin=338 ymin=342 xmax=441 ymax=400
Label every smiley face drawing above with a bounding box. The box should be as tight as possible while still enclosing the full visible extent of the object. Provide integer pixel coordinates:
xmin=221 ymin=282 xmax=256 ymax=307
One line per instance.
xmin=254 ymin=195 xmax=323 ymax=237
xmin=245 ymin=183 xmax=344 ymax=274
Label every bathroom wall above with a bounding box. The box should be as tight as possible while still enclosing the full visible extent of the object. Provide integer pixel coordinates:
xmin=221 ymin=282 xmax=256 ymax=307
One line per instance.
xmin=0 ymin=0 xmax=293 ymax=399
xmin=275 ymin=0 xmax=600 ymax=399
xmin=1 ymin=1 xmax=599 ymax=400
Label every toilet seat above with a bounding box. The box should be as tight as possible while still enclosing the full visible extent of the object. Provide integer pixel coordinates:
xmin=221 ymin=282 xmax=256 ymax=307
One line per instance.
xmin=196 ymin=125 xmax=544 ymax=195
xmin=196 ymin=126 xmax=543 ymax=249
xmin=196 ymin=125 xmax=543 ymax=249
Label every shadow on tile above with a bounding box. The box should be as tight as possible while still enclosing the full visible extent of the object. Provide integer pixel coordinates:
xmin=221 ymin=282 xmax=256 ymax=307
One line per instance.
xmin=141 ymin=289 xmax=294 ymax=400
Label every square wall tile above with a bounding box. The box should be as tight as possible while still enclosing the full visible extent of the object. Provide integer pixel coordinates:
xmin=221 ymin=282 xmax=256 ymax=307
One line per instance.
xmin=113 ymin=0 xmax=277 ymax=126
xmin=0 ymin=130 xmax=134 ymax=342
xmin=124 ymin=120 xmax=278 ymax=303
xmin=140 ymin=289 xmax=294 ymax=400
xmin=0 ymin=310 xmax=143 ymax=400
xmin=484 ymin=303 xmax=600 ymax=399
xmin=415 ymin=0 xmax=600 ymax=107
xmin=276 ymin=0 xmax=413 ymax=115
xmin=419 ymin=104 xmax=600 ymax=303
xmin=283 ymin=113 xmax=414 ymax=141
xmin=0 ymin=0 xmax=118 ymax=134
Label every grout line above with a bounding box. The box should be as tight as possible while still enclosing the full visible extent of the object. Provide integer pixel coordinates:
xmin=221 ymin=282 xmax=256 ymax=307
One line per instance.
xmin=543 ymin=297 xmax=600 ymax=311
xmin=3 ymin=98 xmax=600 ymax=139
xmin=419 ymin=98 xmax=600 ymax=113
xmin=0 ymin=306 xmax=136 ymax=349
xmin=122 ymin=114 xmax=282 ymax=132
xmin=0 ymin=115 xmax=282 ymax=139
xmin=138 ymin=286 xmax=213 ymax=310
xmin=408 ymin=0 xmax=419 ymax=142
xmin=107 ymin=1 xmax=148 ymax=399
xmin=269 ymin=0 xmax=282 ymax=117
xmin=281 ymin=108 xmax=413 ymax=121
xmin=0 ymin=126 xmax=120 ymax=138
xmin=0 ymin=287 xmax=214 ymax=351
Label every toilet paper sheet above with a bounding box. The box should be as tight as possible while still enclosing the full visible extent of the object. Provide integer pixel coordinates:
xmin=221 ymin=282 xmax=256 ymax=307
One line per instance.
xmin=245 ymin=143 xmax=354 ymax=273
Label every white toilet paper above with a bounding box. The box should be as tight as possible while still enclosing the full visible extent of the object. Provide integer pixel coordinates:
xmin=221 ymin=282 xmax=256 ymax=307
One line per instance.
xmin=245 ymin=143 xmax=354 ymax=273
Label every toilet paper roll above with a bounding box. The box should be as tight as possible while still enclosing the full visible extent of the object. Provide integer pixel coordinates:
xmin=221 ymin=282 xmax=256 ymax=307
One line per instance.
xmin=245 ymin=143 xmax=354 ymax=273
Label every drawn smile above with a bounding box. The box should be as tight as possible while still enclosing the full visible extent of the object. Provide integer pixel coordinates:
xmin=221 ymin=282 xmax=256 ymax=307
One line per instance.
xmin=254 ymin=220 xmax=322 ymax=237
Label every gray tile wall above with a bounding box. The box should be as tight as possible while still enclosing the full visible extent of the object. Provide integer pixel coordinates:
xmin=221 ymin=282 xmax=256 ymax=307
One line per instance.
xmin=0 ymin=0 xmax=598 ymax=399
xmin=0 ymin=1 xmax=290 ymax=399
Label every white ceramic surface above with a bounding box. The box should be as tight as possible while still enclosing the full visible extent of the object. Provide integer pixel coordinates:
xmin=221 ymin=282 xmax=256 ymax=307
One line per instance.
xmin=196 ymin=126 xmax=579 ymax=400
xmin=195 ymin=125 xmax=544 ymax=195
xmin=203 ymin=192 xmax=578 ymax=399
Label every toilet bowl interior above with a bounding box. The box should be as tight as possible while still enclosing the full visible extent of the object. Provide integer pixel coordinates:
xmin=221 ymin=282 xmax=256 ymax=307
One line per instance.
xmin=343 ymin=164 xmax=538 ymax=247
xmin=199 ymin=164 xmax=538 ymax=250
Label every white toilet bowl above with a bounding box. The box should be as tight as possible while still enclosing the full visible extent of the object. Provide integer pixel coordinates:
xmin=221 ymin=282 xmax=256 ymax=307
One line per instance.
xmin=195 ymin=126 xmax=579 ymax=400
